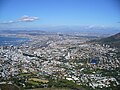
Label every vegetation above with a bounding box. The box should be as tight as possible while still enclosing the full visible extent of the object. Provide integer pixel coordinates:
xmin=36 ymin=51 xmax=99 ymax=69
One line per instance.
xmin=30 ymin=88 xmax=70 ymax=90
xmin=48 ymin=79 xmax=81 ymax=89
xmin=0 ymin=84 xmax=20 ymax=90
xmin=8 ymin=73 xmax=83 ymax=90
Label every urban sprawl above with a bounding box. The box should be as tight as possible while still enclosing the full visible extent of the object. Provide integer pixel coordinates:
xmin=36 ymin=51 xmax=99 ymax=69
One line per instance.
xmin=0 ymin=32 xmax=120 ymax=90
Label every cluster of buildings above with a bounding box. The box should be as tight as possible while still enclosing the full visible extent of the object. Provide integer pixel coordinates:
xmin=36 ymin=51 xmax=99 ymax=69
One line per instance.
xmin=0 ymin=34 xmax=120 ymax=89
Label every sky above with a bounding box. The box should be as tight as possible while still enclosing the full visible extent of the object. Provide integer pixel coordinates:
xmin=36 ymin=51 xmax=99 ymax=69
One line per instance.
xmin=0 ymin=0 xmax=120 ymax=31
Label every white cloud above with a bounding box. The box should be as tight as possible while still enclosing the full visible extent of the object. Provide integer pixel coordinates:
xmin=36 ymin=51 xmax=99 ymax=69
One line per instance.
xmin=19 ymin=15 xmax=39 ymax=22
xmin=0 ymin=20 xmax=15 ymax=24
xmin=0 ymin=15 xmax=39 ymax=24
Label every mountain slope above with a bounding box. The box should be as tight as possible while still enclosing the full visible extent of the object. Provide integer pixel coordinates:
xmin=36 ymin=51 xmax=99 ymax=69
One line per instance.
xmin=99 ymin=32 xmax=120 ymax=48
xmin=90 ymin=32 xmax=120 ymax=48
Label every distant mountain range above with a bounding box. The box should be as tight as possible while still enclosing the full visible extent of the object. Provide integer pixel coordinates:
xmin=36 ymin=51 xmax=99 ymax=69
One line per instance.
xmin=0 ymin=30 xmax=46 ymax=34
xmin=1 ymin=26 xmax=120 ymax=35
xmin=93 ymin=32 xmax=120 ymax=48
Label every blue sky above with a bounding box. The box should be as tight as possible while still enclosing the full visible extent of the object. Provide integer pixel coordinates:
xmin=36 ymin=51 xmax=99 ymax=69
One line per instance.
xmin=0 ymin=0 xmax=120 ymax=31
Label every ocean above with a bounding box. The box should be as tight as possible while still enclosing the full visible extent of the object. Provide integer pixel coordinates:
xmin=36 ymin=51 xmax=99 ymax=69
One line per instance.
xmin=0 ymin=36 xmax=29 ymax=46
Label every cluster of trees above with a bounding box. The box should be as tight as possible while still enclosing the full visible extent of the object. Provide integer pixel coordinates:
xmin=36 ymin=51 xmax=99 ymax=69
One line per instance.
xmin=48 ymin=79 xmax=81 ymax=89
xmin=11 ymin=74 xmax=81 ymax=89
